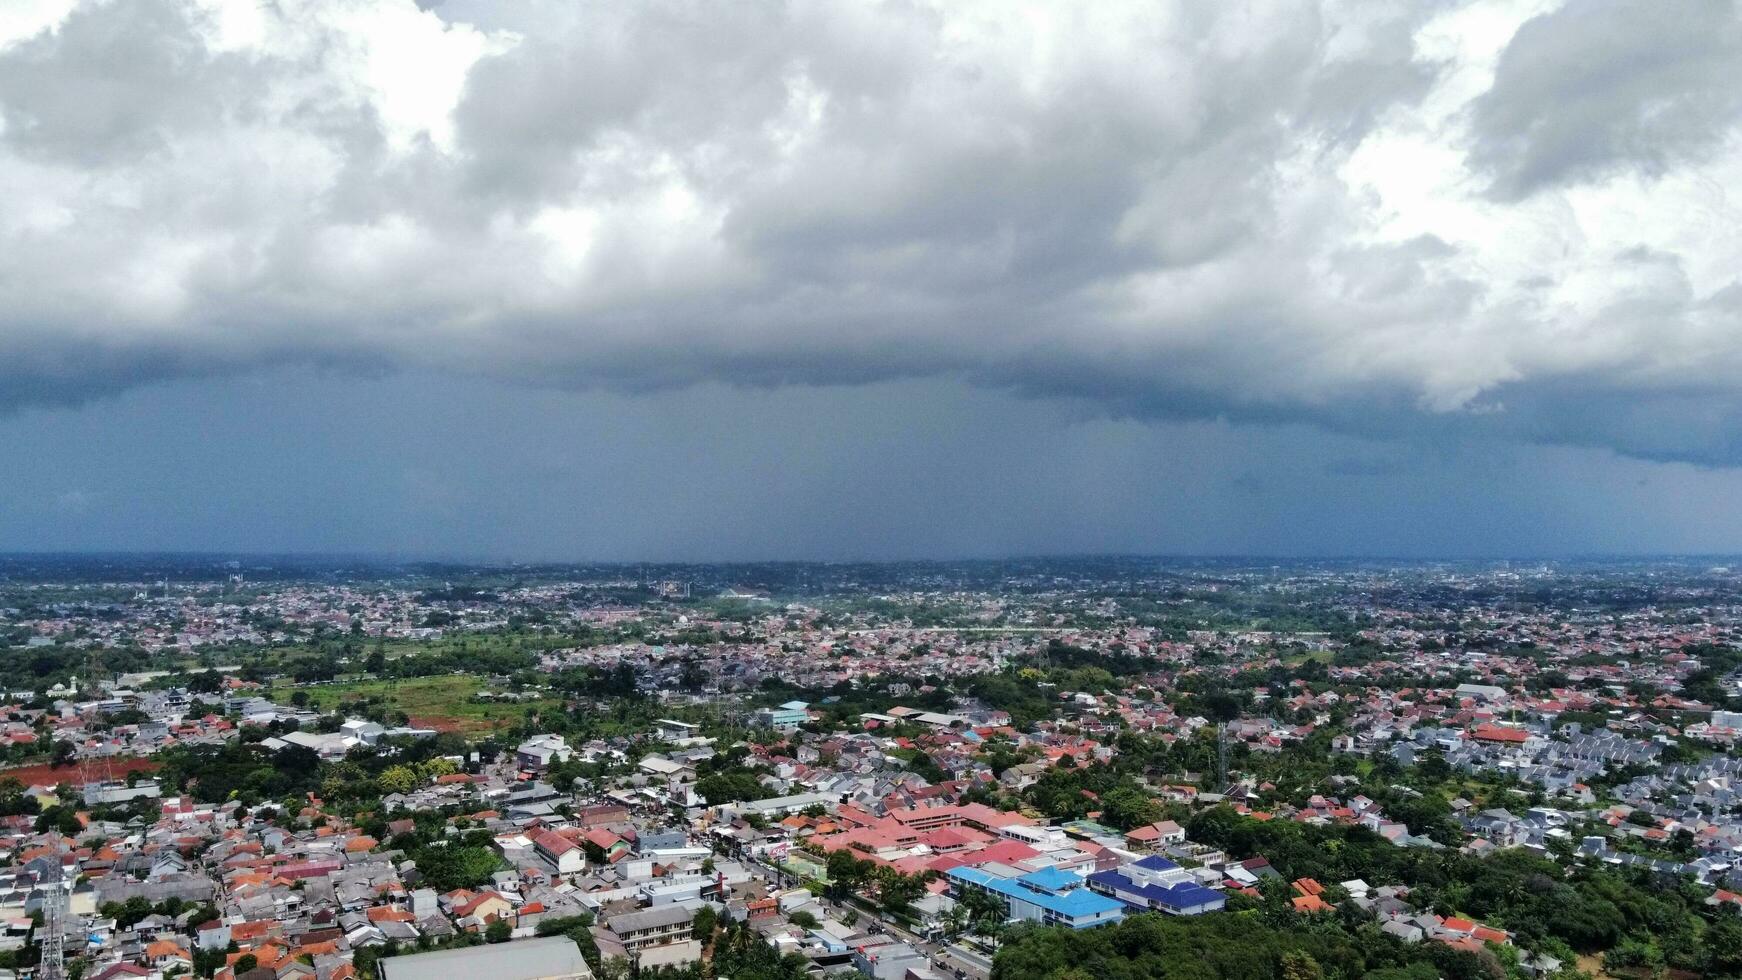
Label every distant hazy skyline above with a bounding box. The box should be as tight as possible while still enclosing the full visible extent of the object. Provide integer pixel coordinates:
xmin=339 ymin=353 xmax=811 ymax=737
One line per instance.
xmin=4 ymin=0 xmax=1742 ymax=559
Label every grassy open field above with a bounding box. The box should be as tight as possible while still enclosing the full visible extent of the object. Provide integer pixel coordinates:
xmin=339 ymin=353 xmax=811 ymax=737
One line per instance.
xmin=273 ymin=674 xmax=568 ymax=736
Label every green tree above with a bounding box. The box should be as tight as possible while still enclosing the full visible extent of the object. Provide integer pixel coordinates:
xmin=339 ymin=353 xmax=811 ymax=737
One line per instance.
xmin=826 ymin=849 xmax=872 ymax=898
xmin=958 ymin=885 xmax=1008 ymax=934
xmin=420 ymin=757 xmax=459 ymax=779
xmin=1099 ymin=785 xmax=1164 ymax=831
xmin=379 ymin=766 xmax=418 ymax=795
xmin=696 ymin=771 xmax=766 ymax=805
xmin=1280 ymin=950 xmax=1324 ymax=980
xmin=1706 ymin=916 xmax=1742 ymax=976
xmin=876 ymin=870 xmax=924 ymax=916
xmin=692 ymin=905 xmax=717 ymax=943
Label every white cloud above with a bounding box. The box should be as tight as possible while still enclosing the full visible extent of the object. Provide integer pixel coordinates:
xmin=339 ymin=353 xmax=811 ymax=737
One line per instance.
xmin=1 ymin=0 xmax=1740 ymax=462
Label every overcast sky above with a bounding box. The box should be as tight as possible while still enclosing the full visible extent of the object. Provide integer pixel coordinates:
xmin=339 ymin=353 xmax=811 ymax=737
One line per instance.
xmin=3 ymin=0 xmax=1742 ymax=559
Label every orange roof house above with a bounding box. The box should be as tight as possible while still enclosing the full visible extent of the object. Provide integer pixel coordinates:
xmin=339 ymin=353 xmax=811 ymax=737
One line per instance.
xmin=1470 ymin=724 xmax=1529 ymax=744
xmin=144 ymin=940 xmax=191 ymax=965
xmin=453 ymin=891 xmax=513 ymax=925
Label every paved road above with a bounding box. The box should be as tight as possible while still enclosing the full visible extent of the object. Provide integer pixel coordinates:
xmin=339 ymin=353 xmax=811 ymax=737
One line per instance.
xmin=741 ymin=853 xmax=991 ymax=979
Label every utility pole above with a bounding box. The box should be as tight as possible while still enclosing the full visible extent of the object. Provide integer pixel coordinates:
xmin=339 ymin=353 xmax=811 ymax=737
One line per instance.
xmin=1217 ymin=722 xmax=1228 ymax=791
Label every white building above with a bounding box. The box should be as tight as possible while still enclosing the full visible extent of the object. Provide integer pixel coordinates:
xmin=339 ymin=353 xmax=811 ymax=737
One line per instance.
xmin=516 ymin=734 xmax=573 ymax=771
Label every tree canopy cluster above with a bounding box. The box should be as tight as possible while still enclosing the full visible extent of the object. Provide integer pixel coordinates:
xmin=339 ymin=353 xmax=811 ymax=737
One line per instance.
xmin=992 ymin=910 xmax=1477 ymax=980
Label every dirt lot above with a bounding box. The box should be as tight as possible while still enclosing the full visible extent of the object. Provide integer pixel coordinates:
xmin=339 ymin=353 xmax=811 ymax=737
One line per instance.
xmin=0 ymin=757 xmax=161 ymax=787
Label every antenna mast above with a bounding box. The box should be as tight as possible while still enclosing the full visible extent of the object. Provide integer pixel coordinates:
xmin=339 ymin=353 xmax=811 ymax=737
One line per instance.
xmin=38 ymin=852 xmax=66 ymax=980
xmin=79 ymin=651 xmax=115 ymax=792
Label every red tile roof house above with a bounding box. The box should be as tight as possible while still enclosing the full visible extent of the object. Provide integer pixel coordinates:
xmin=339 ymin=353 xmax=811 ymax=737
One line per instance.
xmin=584 ymin=827 xmax=629 ymax=852
xmin=228 ymin=920 xmax=276 ymax=945
xmin=1122 ymin=818 xmax=1186 ymax=851
xmin=1123 ymin=824 xmax=1164 ymax=851
xmin=145 ymin=938 xmax=194 ymax=970
xmin=1439 ymin=917 xmax=1477 ymax=937
xmin=1707 ymin=889 xmax=1742 ymax=909
xmin=1471 ymin=925 xmax=1510 ymax=945
xmin=451 ymin=890 xmax=515 ymax=930
xmin=1470 ymin=723 xmax=1530 ymax=745
xmin=1292 ymin=893 xmax=1332 ymax=913
xmin=533 ymin=828 xmax=586 ymax=874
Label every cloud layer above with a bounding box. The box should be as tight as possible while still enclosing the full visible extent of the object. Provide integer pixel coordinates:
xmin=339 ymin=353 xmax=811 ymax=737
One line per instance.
xmin=3 ymin=0 xmax=1741 ymax=462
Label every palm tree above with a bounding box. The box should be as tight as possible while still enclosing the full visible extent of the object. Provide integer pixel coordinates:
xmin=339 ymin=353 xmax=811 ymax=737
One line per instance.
xmin=941 ymin=903 xmax=969 ymax=938
xmin=959 ymin=887 xmax=1008 ymax=935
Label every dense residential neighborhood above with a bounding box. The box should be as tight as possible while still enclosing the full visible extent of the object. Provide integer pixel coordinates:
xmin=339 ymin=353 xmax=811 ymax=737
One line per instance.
xmin=3 ymin=557 xmax=1742 ymax=979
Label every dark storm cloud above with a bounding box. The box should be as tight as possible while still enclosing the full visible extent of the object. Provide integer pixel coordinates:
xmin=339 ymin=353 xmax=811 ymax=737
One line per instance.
xmin=13 ymin=369 xmax=1742 ymax=558
xmin=1 ymin=0 xmax=1741 ymax=465
xmin=1468 ymin=0 xmax=1742 ymax=199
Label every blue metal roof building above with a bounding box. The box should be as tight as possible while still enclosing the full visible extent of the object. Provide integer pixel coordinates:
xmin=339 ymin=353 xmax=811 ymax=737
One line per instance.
xmin=1014 ymin=866 xmax=1081 ymax=892
xmin=1085 ymin=866 xmax=1227 ymax=916
xmin=944 ymin=866 xmax=1125 ymax=929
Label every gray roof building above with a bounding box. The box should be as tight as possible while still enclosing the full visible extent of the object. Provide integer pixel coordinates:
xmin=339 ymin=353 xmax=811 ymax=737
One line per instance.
xmin=378 ymin=936 xmax=594 ymax=980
